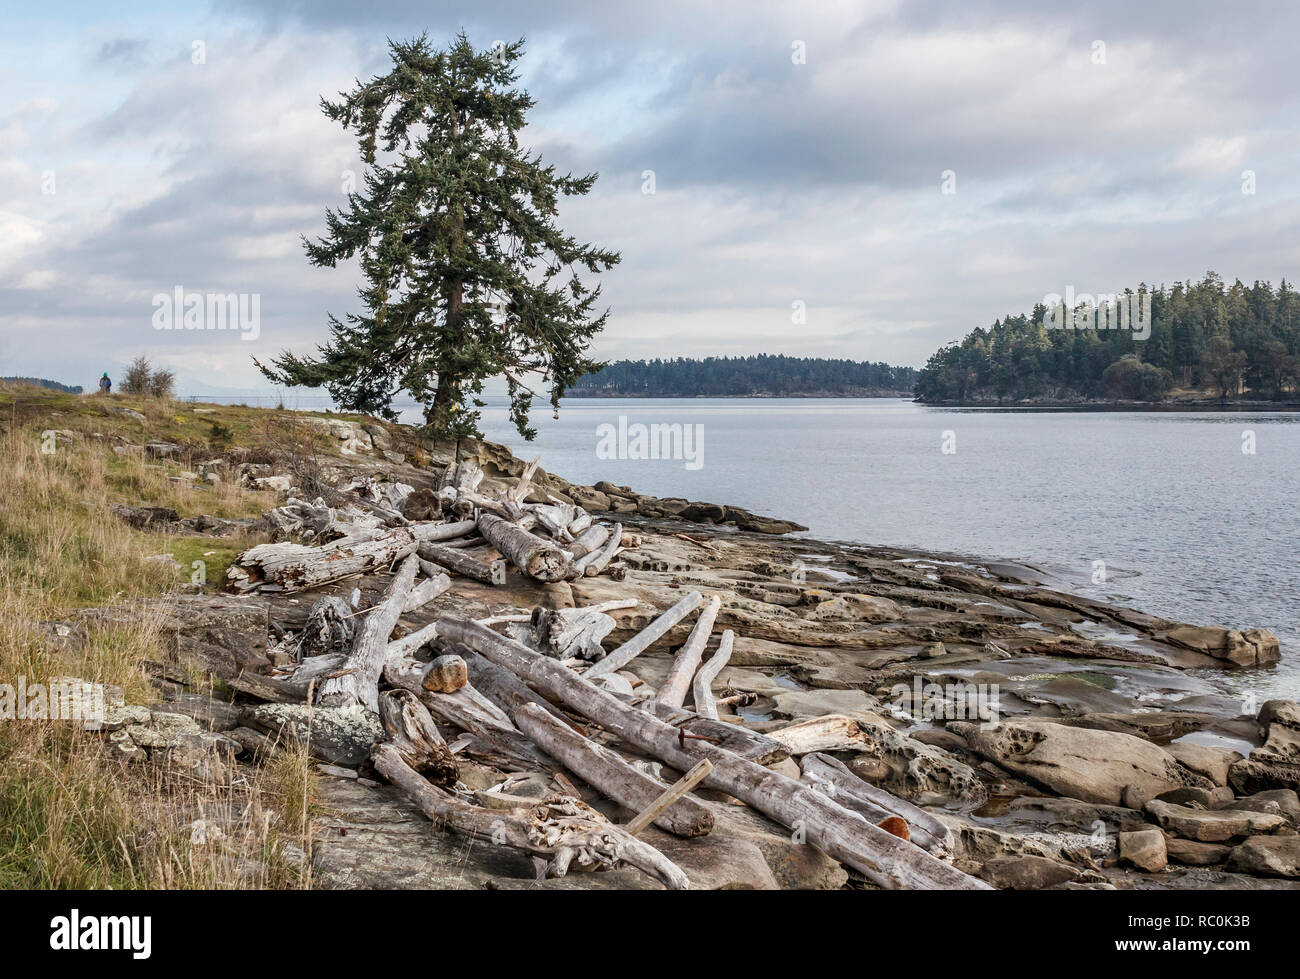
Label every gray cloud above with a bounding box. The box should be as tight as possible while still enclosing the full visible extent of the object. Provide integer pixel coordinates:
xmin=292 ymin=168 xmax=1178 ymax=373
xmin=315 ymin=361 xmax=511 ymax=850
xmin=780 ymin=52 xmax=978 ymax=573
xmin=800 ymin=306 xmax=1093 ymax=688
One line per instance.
xmin=2 ymin=1 xmax=1299 ymax=392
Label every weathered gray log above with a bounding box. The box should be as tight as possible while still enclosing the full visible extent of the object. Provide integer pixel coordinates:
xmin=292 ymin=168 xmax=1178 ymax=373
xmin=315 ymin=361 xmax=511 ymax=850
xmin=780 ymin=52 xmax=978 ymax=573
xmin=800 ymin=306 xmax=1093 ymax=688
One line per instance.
xmin=378 ymin=688 xmax=458 ymax=786
xmin=230 ymin=670 xmax=309 ymax=704
xmin=477 ymin=513 xmax=569 ymax=582
xmin=572 ymin=522 xmax=622 ymax=578
xmin=385 ymin=656 xmax=513 ymax=729
xmin=565 ymin=523 xmax=610 ymax=560
xmin=583 ymin=590 xmax=704 ymax=679
xmin=298 ymin=596 xmax=355 ymax=657
xmin=437 ymin=618 xmax=988 ymax=890
xmin=383 ymin=657 xmax=554 ymax=771
xmin=228 ymin=520 xmax=474 ymax=593
xmin=461 ymin=649 xmax=577 ymax=727
xmin=418 ymin=519 xmax=479 ymax=541
xmin=691 ymin=628 xmax=734 ymax=720
xmin=567 ymin=510 xmax=593 ymax=536
xmin=799 ymin=752 xmax=952 ymax=856
xmin=373 ymin=743 xmax=690 ymax=888
xmin=513 ymin=703 xmax=715 ymax=839
xmin=468 ymin=643 xmax=782 ymax=765
xmin=229 ymin=529 xmax=412 ymax=594
xmin=385 ymin=621 xmax=439 ymax=663
xmin=624 ymin=695 xmax=789 ymax=765
xmin=318 ymin=553 xmax=419 ymax=711
xmin=532 ymin=606 xmax=616 ymax=661
xmin=655 ymin=594 xmax=722 ymax=708
xmin=417 ymin=541 xmax=507 ymax=585
xmin=286 ymin=652 xmax=348 ymax=685
xmin=402 ymin=572 xmax=451 ymax=613
xmin=624 ymin=759 xmax=713 ymax=836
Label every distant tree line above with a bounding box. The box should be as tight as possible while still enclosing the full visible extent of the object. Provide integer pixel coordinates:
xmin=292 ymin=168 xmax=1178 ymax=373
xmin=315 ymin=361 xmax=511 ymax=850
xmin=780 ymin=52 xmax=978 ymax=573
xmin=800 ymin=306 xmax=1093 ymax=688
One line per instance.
xmin=915 ymin=273 xmax=1300 ymax=403
xmin=1 ymin=377 xmax=83 ymax=394
xmin=571 ymin=354 xmax=919 ymax=397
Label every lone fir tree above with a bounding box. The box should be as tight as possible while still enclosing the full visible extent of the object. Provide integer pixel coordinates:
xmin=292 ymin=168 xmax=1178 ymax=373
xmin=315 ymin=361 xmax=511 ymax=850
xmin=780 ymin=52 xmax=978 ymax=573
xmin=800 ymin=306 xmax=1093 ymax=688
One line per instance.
xmin=256 ymin=33 xmax=619 ymax=439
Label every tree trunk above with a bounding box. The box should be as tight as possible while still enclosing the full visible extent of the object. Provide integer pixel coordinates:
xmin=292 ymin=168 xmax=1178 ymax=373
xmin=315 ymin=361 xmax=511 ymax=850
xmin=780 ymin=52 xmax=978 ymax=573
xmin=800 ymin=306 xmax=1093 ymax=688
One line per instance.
xmin=513 ymin=703 xmax=715 ymax=838
xmin=799 ymin=752 xmax=952 ymax=856
xmin=583 ymin=590 xmax=703 ymax=680
xmin=318 ymin=553 xmax=420 ymax=711
xmin=372 ymin=743 xmax=690 ymax=888
xmin=477 ymin=513 xmax=570 ymax=581
xmin=436 ymin=618 xmax=988 ymax=890
xmin=691 ymin=628 xmax=734 ymax=720
xmin=378 ymin=688 xmax=458 ymax=786
xmin=417 ymin=541 xmax=507 ymax=585
xmin=655 ymin=594 xmax=721 ymax=708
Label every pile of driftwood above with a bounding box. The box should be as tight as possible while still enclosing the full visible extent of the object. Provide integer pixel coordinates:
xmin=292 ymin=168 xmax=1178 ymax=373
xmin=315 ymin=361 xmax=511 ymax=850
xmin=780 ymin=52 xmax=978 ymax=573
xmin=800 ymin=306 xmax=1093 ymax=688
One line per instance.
xmin=231 ymin=568 xmax=988 ymax=890
xmin=227 ymin=459 xmax=627 ymax=594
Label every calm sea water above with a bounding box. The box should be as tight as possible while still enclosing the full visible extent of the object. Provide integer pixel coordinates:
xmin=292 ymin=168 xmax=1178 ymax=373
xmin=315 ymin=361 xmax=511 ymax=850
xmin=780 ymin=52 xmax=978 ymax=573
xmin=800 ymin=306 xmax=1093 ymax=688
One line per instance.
xmin=200 ymin=394 xmax=1298 ymax=698
xmin=446 ymin=397 xmax=1299 ymax=700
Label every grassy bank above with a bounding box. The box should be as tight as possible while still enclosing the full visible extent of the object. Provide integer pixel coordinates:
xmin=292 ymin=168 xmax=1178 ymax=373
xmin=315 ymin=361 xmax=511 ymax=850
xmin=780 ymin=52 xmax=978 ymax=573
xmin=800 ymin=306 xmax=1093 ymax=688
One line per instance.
xmin=0 ymin=383 xmax=325 ymax=888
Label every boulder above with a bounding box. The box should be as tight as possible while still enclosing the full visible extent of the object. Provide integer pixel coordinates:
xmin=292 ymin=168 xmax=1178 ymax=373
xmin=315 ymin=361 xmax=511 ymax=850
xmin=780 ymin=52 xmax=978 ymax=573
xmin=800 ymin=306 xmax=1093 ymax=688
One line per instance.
xmin=980 ymin=855 xmax=1080 ymax=890
xmin=1165 ymin=837 xmax=1232 ymax=866
xmin=1167 ymin=741 xmax=1243 ymax=786
xmin=1119 ymin=829 xmax=1167 ymax=872
xmin=299 ymin=416 xmax=374 ymax=455
xmin=1144 ymin=799 xmax=1287 ymax=842
xmin=951 ymin=718 xmax=1207 ymax=806
xmin=248 ymin=703 xmax=383 ymax=766
xmin=1226 ymin=836 xmax=1300 ymax=878
xmin=1160 ymin=625 xmax=1281 ymax=667
xmin=1229 ymin=700 xmax=1300 ymax=794
xmin=1155 ymin=786 xmax=1234 ymax=808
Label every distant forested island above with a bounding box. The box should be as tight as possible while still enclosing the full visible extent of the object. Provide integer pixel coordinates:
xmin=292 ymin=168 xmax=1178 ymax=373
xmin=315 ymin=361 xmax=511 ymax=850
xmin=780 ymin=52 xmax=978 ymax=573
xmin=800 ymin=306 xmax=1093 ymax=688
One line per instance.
xmin=1 ymin=377 xmax=83 ymax=394
xmin=571 ymin=355 xmax=918 ymax=398
xmin=915 ymin=273 xmax=1300 ymax=405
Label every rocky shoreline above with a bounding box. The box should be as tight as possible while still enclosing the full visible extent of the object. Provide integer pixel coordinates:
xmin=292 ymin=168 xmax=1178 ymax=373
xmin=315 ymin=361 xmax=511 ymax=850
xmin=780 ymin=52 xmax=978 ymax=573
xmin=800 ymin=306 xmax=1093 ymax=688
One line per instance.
xmin=67 ymin=412 xmax=1300 ymax=889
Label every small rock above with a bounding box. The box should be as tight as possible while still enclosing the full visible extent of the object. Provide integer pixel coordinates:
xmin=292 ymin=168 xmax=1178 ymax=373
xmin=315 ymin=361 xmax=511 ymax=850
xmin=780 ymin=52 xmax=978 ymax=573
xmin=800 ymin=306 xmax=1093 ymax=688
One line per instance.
xmin=1119 ymin=829 xmax=1167 ymax=872
xmin=980 ymin=855 xmax=1079 ymax=890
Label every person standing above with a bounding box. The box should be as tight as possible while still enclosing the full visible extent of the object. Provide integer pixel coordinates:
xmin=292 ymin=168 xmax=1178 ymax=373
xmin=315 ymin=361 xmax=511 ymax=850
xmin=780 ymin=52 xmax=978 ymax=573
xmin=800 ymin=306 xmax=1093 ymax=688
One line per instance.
xmin=99 ymin=372 xmax=111 ymax=394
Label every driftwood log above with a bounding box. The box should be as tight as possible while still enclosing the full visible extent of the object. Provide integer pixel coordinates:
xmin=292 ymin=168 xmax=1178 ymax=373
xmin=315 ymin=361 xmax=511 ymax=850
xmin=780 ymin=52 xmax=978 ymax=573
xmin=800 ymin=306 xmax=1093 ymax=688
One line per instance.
xmin=566 ymin=523 xmax=610 ymax=560
xmin=229 ymin=520 xmax=474 ymax=593
xmin=318 ymin=553 xmax=419 ymax=711
xmin=378 ymin=688 xmax=458 ymax=786
xmin=584 ymin=590 xmax=704 ymax=680
xmin=799 ymin=752 xmax=952 ymax=856
xmin=513 ymin=703 xmax=715 ymax=838
xmin=571 ymin=522 xmax=622 ymax=578
xmin=372 ymin=746 xmax=690 ymax=888
xmin=478 ymin=513 xmax=569 ymax=582
xmin=417 ymin=541 xmax=507 ymax=585
xmin=691 ymin=629 xmax=734 ymax=720
xmin=437 ymin=618 xmax=989 ymax=890
xmin=655 ymin=594 xmax=722 ymax=708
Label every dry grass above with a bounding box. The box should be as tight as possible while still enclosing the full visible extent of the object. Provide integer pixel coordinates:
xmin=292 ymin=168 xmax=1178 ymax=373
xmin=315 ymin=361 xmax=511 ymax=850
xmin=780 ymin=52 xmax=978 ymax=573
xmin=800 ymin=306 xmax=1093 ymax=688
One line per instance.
xmin=0 ymin=384 xmax=319 ymax=888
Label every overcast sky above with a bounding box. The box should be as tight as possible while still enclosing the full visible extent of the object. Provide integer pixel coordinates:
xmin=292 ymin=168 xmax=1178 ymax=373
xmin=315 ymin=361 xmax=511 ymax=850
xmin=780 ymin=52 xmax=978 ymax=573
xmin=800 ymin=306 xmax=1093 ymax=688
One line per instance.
xmin=3 ymin=0 xmax=1299 ymax=395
